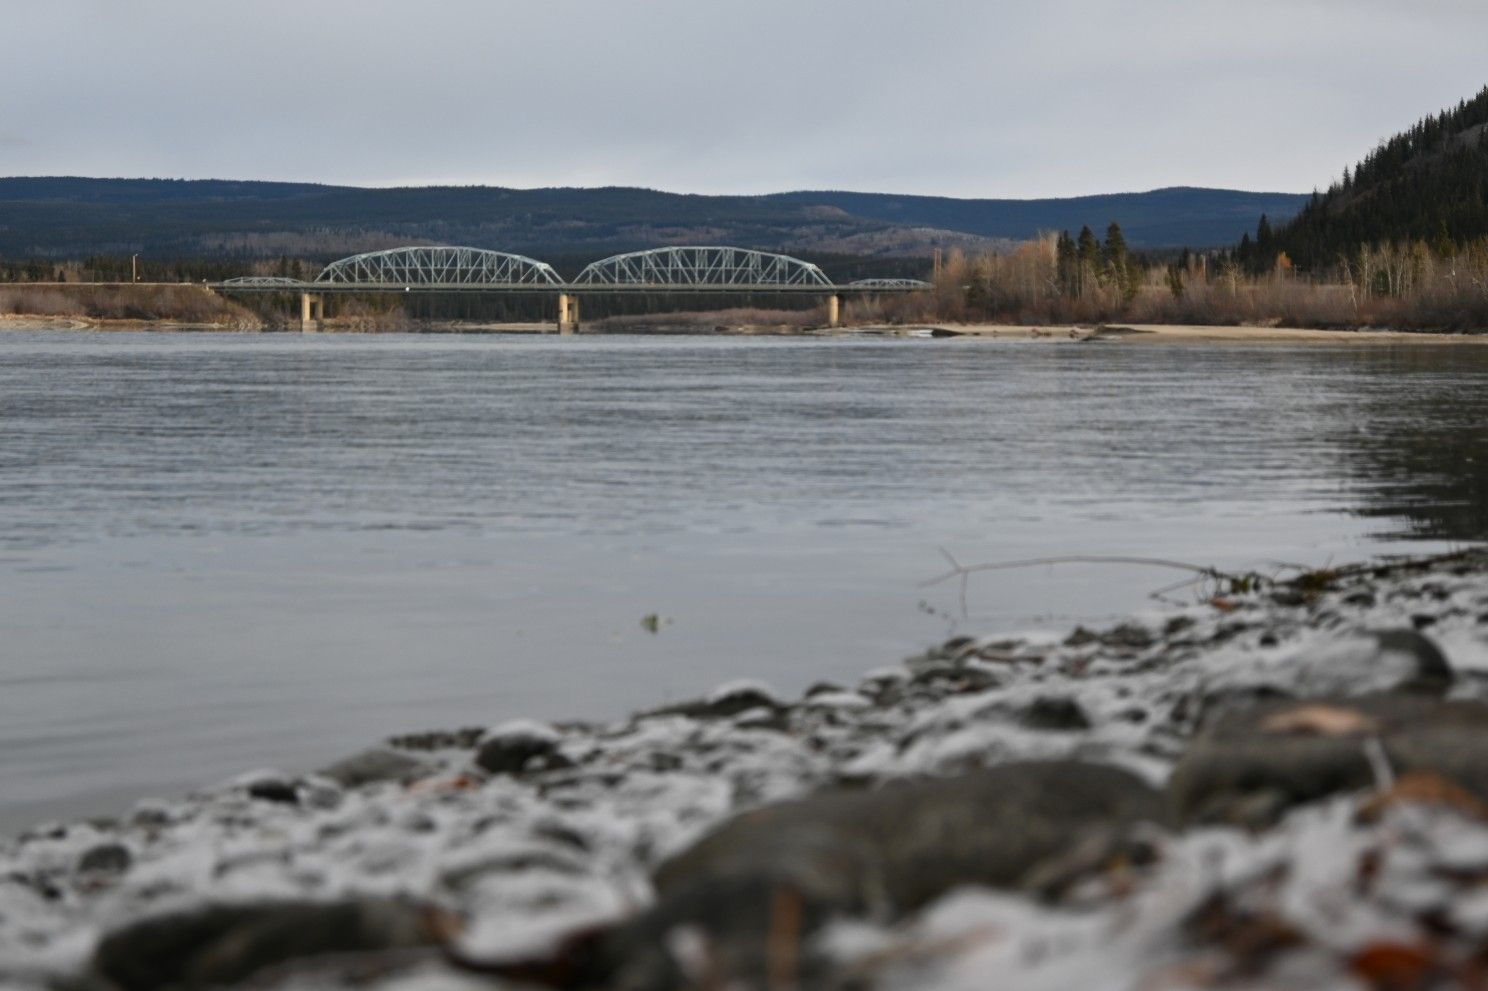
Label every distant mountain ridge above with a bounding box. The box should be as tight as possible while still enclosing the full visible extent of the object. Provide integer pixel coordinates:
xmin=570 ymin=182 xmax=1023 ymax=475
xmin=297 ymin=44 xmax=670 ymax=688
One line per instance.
xmin=0 ymin=177 xmax=1309 ymax=259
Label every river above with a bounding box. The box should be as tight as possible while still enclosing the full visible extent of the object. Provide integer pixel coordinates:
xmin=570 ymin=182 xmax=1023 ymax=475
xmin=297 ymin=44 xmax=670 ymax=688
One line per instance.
xmin=2 ymin=329 xmax=1485 ymax=830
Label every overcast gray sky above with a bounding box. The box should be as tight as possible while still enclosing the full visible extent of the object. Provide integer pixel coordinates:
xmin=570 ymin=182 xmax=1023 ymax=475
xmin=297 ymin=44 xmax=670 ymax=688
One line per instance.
xmin=4 ymin=0 xmax=1486 ymax=199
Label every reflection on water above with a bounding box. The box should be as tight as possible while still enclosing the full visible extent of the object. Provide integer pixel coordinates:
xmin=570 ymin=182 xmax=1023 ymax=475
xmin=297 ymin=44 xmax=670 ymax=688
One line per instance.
xmin=0 ymin=330 xmax=1485 ymax=828
xmin=1323 ymin=346 xmax=1488 ymax=540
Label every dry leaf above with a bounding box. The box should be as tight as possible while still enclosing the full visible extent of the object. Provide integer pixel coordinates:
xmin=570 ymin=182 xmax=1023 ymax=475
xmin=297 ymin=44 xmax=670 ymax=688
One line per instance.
xmin=1347 ymin=940 xmax=1438 ymax=990
xmin=1357 ymin=771 xmax=1488 ymax=824
xmin=407 ymin=773 xmax=482 ymax=794
xmin=420 ymin=904 xmax=466 ymax=945
xmin=1208 ymin=596 xmax=1240 ymax=613
xmin=1260 ymin=704 xmax=1379 ymax=737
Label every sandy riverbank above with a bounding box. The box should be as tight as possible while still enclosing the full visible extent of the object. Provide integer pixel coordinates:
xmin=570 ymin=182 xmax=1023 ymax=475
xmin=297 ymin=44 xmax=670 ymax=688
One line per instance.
xmin=0 ymin=313 xmax=262 ymax=332
xmin=932 ymin=321 xmax=1488 ymax=343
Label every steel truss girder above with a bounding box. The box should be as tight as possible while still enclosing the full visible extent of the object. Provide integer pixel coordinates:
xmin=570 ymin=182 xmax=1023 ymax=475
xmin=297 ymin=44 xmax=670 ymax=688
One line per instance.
xmin=573 ymin=246 xmax=832 ymax=288
xmin=221 ymin=276 xmax=309 ymax=287
xmin=315 ymin=246 xmax=563 ymax=287
xmin=849 ymin=278 xmax=934 ymax=289
xmin=217 ymin=245 xmax=936 ymax=295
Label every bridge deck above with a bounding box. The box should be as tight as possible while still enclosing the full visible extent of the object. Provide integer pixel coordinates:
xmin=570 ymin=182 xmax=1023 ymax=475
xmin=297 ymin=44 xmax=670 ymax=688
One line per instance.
xmin=213 ymin=282 xmax=924 ymax=295
xmin=26 ymin=248 xmax=931 ymax=297
xmin=11 ymin=280 xmax=925 ymax=296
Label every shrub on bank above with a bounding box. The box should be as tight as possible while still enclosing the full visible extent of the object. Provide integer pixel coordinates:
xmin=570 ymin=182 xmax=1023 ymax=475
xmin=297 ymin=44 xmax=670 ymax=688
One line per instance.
xmin=866 ymin=234 xmax=1488 ymax=332
xmin=0 ymin=285 xmax=259 ymax=326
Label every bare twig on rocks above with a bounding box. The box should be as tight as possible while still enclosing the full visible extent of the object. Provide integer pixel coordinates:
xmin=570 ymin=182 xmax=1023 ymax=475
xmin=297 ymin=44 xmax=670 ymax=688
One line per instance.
xmin=921 ymin=548 xmax=1264 ymax=618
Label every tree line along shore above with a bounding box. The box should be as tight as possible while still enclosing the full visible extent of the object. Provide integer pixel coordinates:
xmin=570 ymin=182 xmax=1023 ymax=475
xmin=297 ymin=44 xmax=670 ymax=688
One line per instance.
xmin=871 ymin=228 xmax=1488 ymax=333
xmin=2 ymin=232 xmax=1486 ymax=335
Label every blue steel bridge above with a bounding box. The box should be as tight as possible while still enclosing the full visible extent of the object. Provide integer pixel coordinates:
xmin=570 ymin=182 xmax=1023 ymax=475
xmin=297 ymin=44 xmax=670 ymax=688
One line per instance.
xmin=215 ymin=245 xmax=932 ymax=331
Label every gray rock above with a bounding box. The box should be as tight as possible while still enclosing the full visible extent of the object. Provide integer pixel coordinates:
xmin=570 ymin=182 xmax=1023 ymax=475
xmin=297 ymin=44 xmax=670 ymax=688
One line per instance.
xmin=644 ymin=684 xmax=785 ymax=721
xmin=1271 ymin=588 xmax=1309 ymax=607
xmin=77 ymin=843 xmax=131 ymax=875
xmin=910 ymin=662 xmax=1002 ymax=695
xmin=245 ymin=778 xmax=298 ymax=805
xmin=648 ymin=751 xmax=684 ymax=772
xmin=129 ymin=803 xmax=171 ymax=828
xmin=1170 ymin=694 xmax=1488 ymax=825
xmin=1103 ymin=623 xmax=1155 ymax=649
xmin=1193 ymin=684 xmax=1295 ymax=727
xmin=909 ymin=661 xmax=960 ymax=685
xmin=316 ymin=747 xmax=434 ymax=789
xmin=1373 ymin=628 xmax=1454 ymax=688
xmin=904 ymin=636 xmax=995 ymax=672
xmin=1165 ymin=615 xmax=1197 ymax=636
xmin=1193 ymin=629 xmax=1454 ymax=726
xmin=1064 ymin=626 xmax=1101 ymax=647
xmin=597 ymin=761 xmax=1165 ymax=989
xmin=440 ymin=848 xmax=590 ymax=890
xmin=1018 ymin=696 xmax=1092 ymax=731
xmin=386 ymin=727 xmax=485 ymax=751
xmin=89 ymin=898 xmax=441 ymax=991
xmin=655 ymin=760 xmax=1164 ymax=908
xmin=475 ymin=726 xmax=571 ymax=776
xmin=1281 ymin=628 xmax=1453 ymax=697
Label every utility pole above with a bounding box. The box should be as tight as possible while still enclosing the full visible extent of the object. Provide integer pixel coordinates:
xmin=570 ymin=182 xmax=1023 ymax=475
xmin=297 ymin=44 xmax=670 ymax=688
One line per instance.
xmin=131 ymin=254 xmax=139 ymax=283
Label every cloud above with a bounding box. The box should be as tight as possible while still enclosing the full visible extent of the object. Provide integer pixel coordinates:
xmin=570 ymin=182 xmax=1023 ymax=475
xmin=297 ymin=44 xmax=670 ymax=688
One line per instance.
xmin=0 ymin=1 xmax=1484 ymax=198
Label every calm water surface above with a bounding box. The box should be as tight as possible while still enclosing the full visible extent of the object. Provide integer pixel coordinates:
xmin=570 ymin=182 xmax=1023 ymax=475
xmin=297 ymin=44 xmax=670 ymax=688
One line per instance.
xmin=3 ymin=330 xmax=1487 ymax=829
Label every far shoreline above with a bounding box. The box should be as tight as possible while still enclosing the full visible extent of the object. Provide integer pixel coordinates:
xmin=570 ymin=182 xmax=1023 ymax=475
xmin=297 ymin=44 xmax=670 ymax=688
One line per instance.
xmin=928 ymin=322 xmax=1488 ymax=344
xmin=2 ymin=312 xmax=1486 ymax=342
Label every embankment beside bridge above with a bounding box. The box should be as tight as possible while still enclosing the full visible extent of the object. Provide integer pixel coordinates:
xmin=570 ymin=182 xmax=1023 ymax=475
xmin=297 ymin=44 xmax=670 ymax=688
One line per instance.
xmin=0 ymin=283 xmax=261 ymax=329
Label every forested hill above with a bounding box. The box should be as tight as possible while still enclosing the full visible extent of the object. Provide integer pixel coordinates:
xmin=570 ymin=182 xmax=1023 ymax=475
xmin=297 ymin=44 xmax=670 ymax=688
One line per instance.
xmin=770 ymin=188 xmax=1308 ymax=251
xmin=0 ymin=178 xmax=1307 ymax=259
xmin=1275 ymin=86 xmax=1488 ymax=270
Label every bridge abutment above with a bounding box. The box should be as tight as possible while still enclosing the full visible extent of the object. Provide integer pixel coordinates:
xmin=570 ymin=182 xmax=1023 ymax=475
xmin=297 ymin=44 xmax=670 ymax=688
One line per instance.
xmin=557 ymin=293 xmax=580 ymax=335
xmin=299 ymin=292 xmax=324 ymax=333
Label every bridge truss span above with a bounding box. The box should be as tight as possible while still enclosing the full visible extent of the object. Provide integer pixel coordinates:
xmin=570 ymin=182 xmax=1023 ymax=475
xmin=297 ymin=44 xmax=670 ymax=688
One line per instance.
xmin=315 ymin=246 xmax=563 ymax=288
xmin=849 ymin=278 xmax=935 ymax=290
xmin=574 ymin=246 xmax=833 ymax=290
xmin=213 ymin=242 xmax=932 ymax=332
xmin=221 ymin=276 xmax=309 ymax=288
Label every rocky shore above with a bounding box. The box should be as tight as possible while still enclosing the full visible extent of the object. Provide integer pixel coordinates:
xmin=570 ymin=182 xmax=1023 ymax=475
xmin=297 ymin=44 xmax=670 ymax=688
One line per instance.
xmin=8 ymin=551 xmax=1488 ymax=989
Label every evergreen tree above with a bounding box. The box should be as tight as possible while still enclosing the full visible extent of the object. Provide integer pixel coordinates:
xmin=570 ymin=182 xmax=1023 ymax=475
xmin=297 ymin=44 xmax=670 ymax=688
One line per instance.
xmin=965 ymin=267 xmax=991 ymax=314
xmin=1103 ymin=222 xmax=1137 ymax=302
xmin=1265 ymin=84 xmax=1488 ymax=270
xmin=1432 ymin=220 xmax=1455 ymax=258
xmin=1055 ymin=231 xmax=1078 ymax=297
xmin=1076 ymin=225 xmax=1101 ymax=295
xmin=1166 ymin=263 xmax=1185 ymax=300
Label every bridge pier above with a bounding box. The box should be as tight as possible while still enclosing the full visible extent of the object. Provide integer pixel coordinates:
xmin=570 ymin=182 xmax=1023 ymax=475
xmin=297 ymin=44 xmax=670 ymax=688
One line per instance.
xmin=827 ymin=294 xmax=842 ymax=329
xmin=299 ymin=292 xmax=324 ymax=333
xmin=557 ymin=293 xmax=580 ymax=335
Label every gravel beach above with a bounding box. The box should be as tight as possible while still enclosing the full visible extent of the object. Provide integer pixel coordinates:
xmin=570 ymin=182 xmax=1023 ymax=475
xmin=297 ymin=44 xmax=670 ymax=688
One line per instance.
xmin=9 ymin=550 xmax=1488 ymax=989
